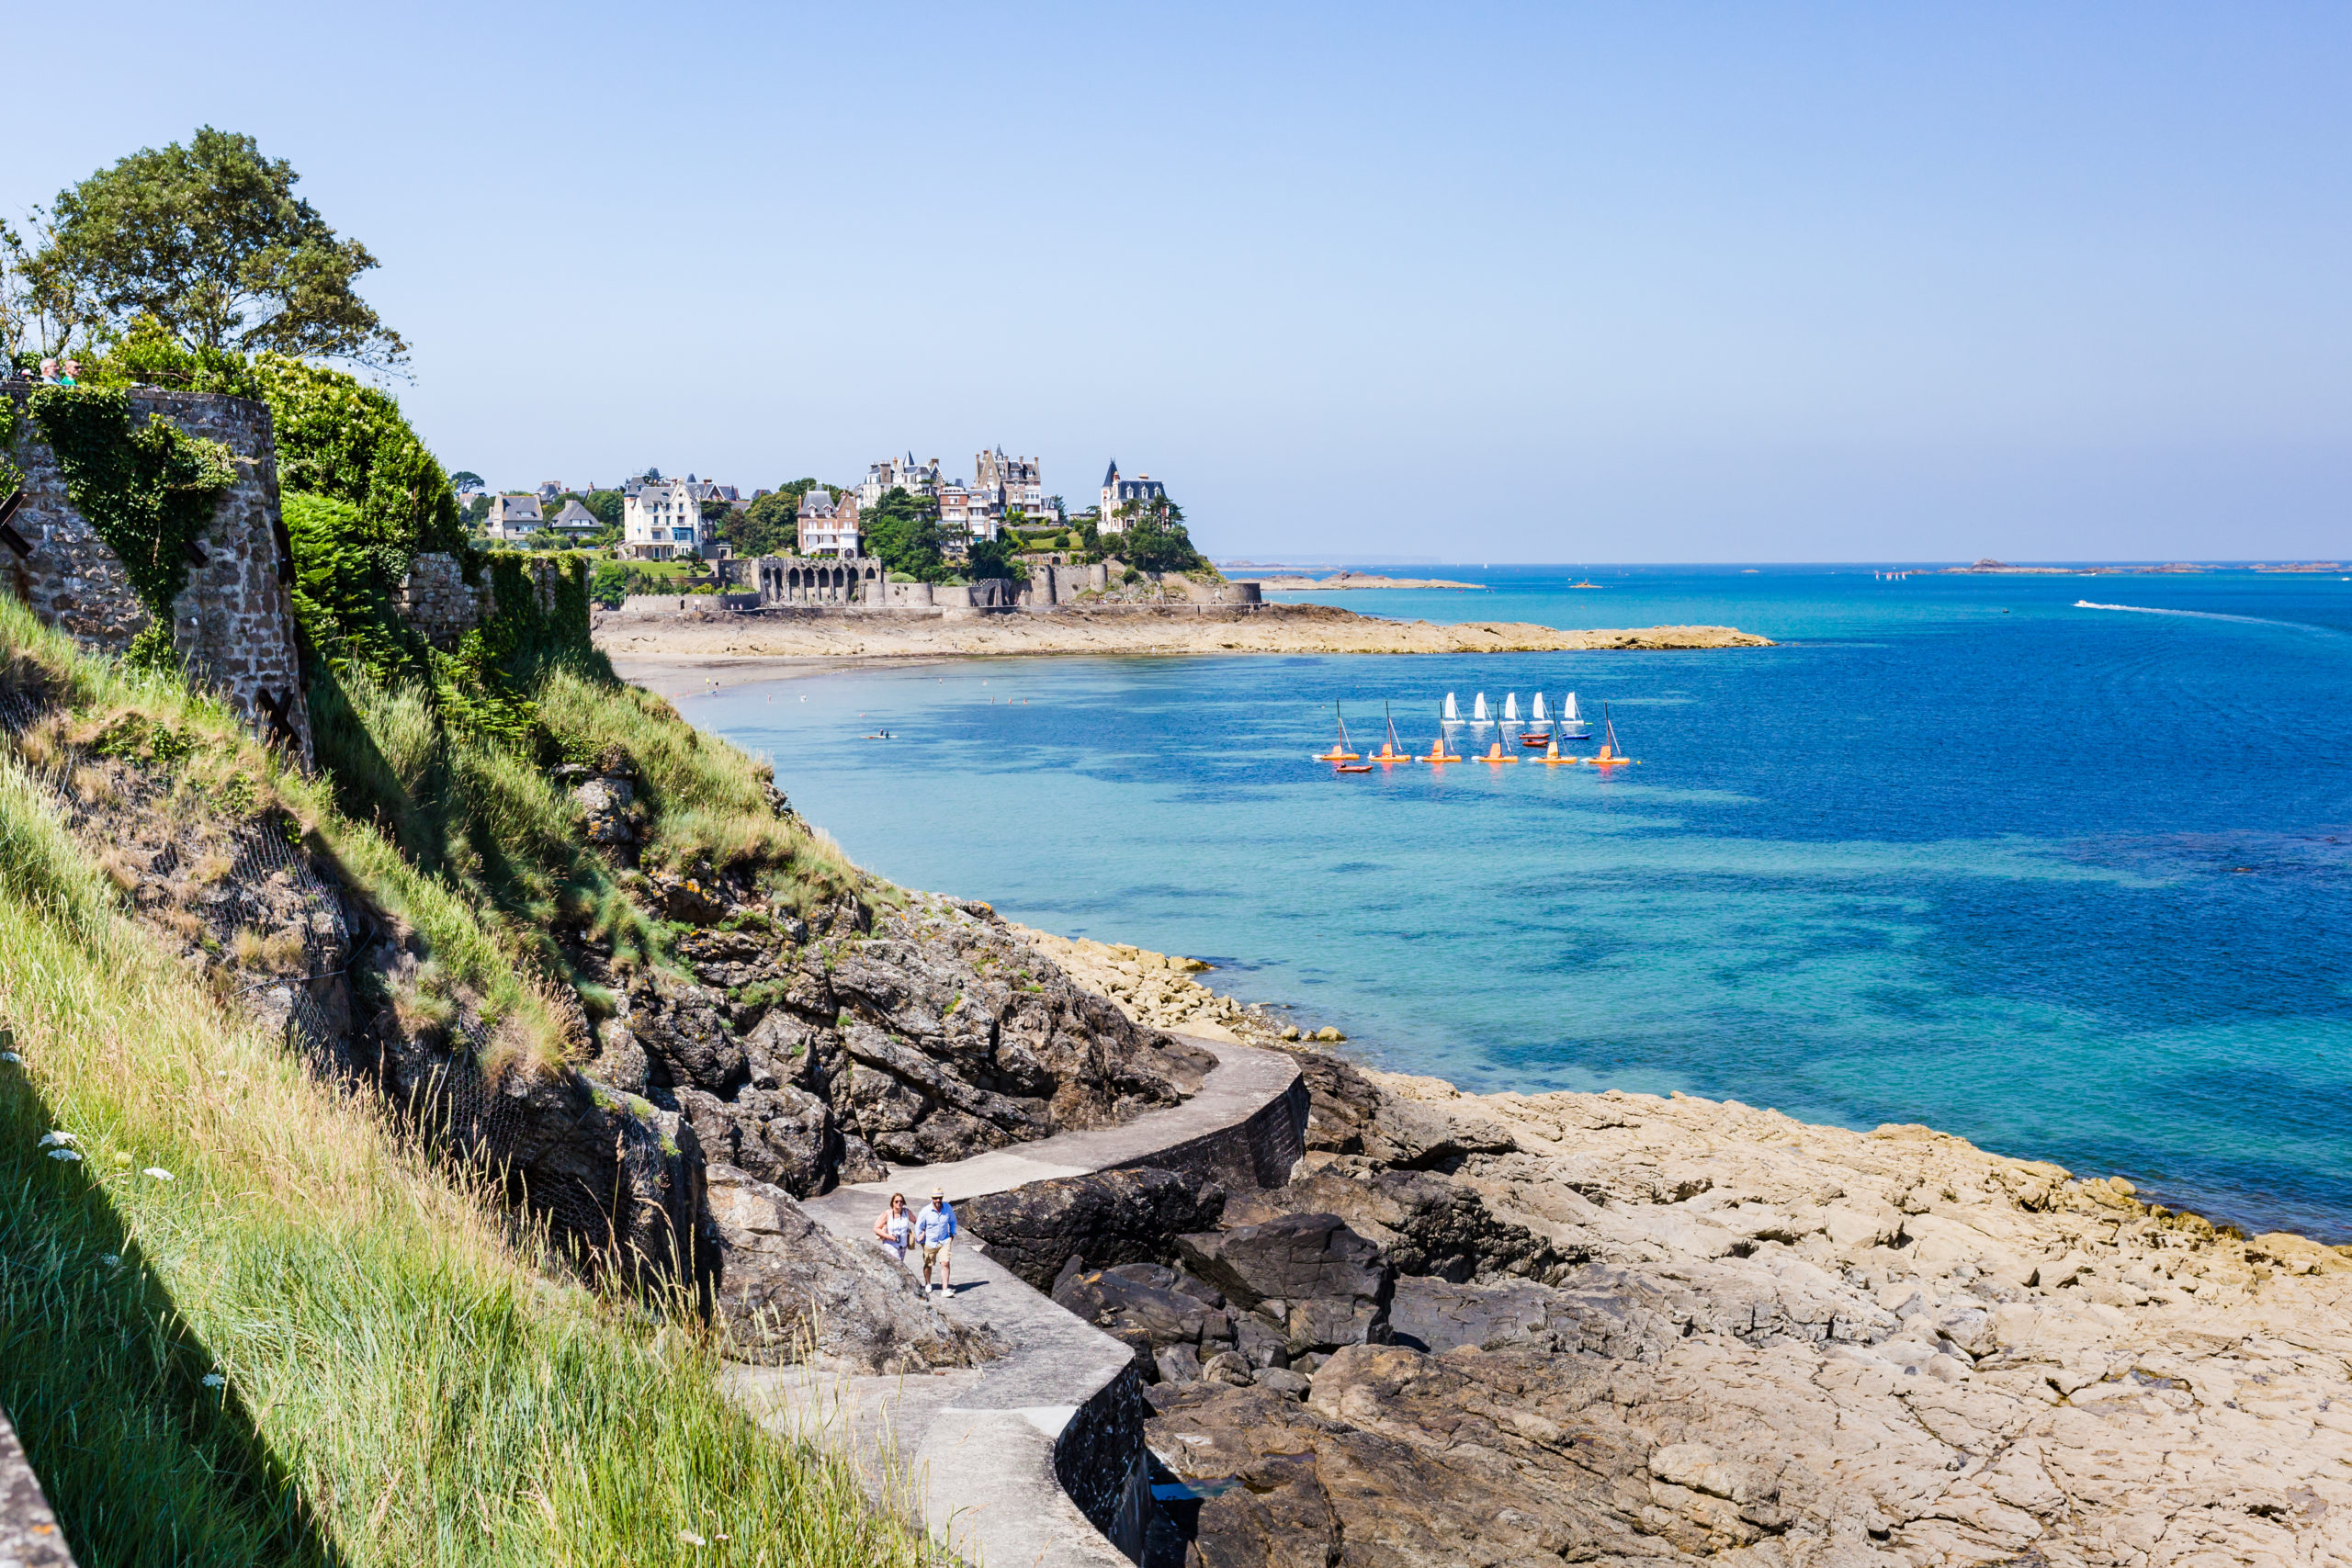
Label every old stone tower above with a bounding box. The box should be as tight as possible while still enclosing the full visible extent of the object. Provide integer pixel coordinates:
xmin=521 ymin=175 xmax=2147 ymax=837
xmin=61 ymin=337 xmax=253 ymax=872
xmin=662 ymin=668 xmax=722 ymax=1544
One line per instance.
xmin=1 ymin=378 xmax=313 ymax=761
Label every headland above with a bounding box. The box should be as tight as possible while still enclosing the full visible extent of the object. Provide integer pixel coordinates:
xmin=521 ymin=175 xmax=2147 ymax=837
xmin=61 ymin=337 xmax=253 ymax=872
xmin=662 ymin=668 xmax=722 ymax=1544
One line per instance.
xmin=1246 ymin=570 xmax=1487 ymax=590
xmin=592 ymin=600 xmax=1771 ymax=664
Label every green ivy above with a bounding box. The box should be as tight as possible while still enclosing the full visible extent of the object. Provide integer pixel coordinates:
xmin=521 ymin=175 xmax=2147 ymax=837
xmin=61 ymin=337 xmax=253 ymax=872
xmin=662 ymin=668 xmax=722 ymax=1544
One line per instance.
xmin=0 ymin=391 xmax=23 ymax=498
xmin=27 ymin=386 xmax=236 ymax=637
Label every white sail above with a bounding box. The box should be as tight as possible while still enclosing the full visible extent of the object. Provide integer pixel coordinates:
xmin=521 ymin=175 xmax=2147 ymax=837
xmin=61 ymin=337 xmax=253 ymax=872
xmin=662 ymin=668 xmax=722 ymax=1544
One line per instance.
xmin=1503 ymin=693 xmax=1520 ymax=723
xmin=1563 ymin=691 xmax=1579 ymax=721
xmin=1443 ymin=692 xmax=1460 ymax=721
xmin=1472 ymin=693 xmax=1489 ymax=721
xmin=1532 ymin=693 xmax=1549 ymax=722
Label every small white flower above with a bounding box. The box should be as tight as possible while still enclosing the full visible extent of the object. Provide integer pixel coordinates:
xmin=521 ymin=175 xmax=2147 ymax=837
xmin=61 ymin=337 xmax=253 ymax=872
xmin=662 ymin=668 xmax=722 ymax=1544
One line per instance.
xmin=98 ymin=1254 xmax=120 ymax=1267
xmin=677 ymin=1529 xmax=707 ymax=1546
xmin=143 ymin=1168 xmax=174 ymax=1181
xmin=202 ymin=1372 xmax=226 ymax=1388
xmin=1 ymin=1052 xmax=21 ymax=1064
xmin=38 ymin=1131 xmax=77 ymax=1148
xmin=48 ymin=1148 xmax=83 ymax=1162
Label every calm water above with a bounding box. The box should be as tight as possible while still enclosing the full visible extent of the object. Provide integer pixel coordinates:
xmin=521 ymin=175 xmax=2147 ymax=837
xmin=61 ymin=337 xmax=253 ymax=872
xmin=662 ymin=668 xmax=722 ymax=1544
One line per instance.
xmin=683 ymin=566 xmax=2352 ymax=1240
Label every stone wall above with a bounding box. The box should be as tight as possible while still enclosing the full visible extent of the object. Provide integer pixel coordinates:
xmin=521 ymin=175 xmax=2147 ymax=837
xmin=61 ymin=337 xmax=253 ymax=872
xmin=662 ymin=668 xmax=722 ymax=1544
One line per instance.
xmin=1020 ymin=560 xmax=1113 ymax=606
xmin=1 ymin=378 xmax=311 ymax=761
xmin=752 ymin=555 xmax=883 ymax=605
xmin=392 ymin=551 xmax=485 ymax=649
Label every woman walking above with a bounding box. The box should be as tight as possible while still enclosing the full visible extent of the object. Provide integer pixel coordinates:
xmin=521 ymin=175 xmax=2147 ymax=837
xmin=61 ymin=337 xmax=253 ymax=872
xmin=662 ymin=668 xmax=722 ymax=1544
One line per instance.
xmin=872 ymin=1191 xmax=913 ymax=1265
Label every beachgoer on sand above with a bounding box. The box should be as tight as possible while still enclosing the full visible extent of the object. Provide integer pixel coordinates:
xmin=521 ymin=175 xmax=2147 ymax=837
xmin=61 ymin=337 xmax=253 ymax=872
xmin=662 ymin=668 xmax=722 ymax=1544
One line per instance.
xmin=872 ymin=1191 xmax=913 ymax=1263
xmin=913 ymin=1187 xmax=956 ymax=1295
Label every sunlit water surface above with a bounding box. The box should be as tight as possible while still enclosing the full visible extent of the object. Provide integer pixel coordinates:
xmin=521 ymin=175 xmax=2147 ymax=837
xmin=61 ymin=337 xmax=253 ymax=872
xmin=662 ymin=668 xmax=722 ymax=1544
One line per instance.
xmin=681 ymin=566 xmax=2352 ymax=1239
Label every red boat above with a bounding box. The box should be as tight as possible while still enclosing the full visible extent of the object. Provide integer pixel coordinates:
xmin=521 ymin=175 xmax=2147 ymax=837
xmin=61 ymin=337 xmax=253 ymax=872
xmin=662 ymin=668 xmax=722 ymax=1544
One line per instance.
xmin=1519 ymin=728 xmax=1552 ymax=747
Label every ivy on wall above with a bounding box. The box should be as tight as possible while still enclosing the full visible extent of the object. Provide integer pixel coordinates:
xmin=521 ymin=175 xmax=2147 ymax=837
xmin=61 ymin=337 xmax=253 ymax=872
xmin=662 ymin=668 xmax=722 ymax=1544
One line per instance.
xmin=28 ymin=386 xmax=236 ymax=665
xmin=0 ymin=390 xmax=24 ymax=497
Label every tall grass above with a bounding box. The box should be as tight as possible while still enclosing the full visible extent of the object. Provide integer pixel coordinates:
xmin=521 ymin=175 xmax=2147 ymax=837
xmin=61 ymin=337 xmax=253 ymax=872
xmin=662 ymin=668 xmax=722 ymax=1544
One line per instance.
xmin=0 ymin=755 xmax=939 ymax=1566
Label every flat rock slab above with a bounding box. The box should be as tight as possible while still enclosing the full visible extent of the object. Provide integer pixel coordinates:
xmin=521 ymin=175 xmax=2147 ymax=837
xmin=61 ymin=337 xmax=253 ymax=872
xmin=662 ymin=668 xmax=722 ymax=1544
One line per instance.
xmin=725 ymin=1036 xmax=1304 ymax=1567
xmin=0 ymin=1407 xmax=74 ymax=1567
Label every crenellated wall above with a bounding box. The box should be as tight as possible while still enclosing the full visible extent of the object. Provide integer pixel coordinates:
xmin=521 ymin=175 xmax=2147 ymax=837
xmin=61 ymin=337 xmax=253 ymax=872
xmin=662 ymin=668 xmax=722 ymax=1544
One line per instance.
xmin=1 ymin=378 xmax=311 ymax=760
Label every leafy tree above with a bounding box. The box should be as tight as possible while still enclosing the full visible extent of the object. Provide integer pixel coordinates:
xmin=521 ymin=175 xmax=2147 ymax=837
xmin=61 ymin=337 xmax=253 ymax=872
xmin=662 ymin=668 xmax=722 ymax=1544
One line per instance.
xmin=861 ymin=490 xmax=950 ymax=582
xmin=579 ymin=489 xmax=625 ymax=528
xmin=725 ymin=479 xmax=831 ymax=558
xmin=447 ymin=470 xmax=484 ymax=492
xmin=1110 ymin=493 xmax=1211 ymax=574
xmin=2 ymin=216 xmax=101 ymax=363
xmin=964 ymin=534 xmax=1029 ymax=584
xmin=33 ymin=127 xmax=406 ymax=368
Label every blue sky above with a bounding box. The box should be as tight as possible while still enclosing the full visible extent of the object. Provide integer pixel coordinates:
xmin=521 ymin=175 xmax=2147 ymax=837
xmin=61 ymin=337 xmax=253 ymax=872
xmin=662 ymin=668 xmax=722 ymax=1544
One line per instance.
xmin=12 ymin=3 xmax=2348 ymax=561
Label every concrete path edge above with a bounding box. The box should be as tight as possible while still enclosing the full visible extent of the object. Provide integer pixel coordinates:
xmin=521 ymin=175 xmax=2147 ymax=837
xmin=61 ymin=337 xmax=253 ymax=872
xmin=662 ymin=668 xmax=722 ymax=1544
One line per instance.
xmin=726 ymin=1037 xmax=1306 ymax=1566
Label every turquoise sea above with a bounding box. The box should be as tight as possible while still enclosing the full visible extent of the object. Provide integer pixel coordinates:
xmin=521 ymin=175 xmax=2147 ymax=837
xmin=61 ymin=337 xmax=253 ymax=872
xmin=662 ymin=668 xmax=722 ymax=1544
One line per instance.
xmin=682 ymin=567 xmax=2352 ymax=1241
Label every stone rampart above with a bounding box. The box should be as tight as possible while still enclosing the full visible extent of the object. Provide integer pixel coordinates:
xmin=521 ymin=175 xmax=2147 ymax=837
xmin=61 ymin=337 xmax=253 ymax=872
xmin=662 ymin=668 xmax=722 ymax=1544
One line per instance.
xmin=392 ymin=551 xmax=484 ymax=649
xmin=2 ymin=378 xmax=311 ymax=760
xmin=753 ymin=555 xmax=883 ymax=605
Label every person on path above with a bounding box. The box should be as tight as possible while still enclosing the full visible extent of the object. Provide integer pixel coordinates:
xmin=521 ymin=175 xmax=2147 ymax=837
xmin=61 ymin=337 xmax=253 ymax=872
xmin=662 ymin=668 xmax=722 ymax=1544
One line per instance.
xmin=56 ymin=359 xmax=79 ymax=387
xmin=872 ymin=1192 xmax=913 ymax=1264
xmin=912 ymin=1187 xmax=956 ymax=1296
xmin=37 ymin=359 xmax=59 ymax=385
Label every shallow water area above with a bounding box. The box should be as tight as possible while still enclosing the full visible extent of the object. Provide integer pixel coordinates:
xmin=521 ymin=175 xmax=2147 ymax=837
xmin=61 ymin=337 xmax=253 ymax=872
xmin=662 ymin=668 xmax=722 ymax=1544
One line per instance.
xmin=684 ymin=566 xmax=2352 ymax=1241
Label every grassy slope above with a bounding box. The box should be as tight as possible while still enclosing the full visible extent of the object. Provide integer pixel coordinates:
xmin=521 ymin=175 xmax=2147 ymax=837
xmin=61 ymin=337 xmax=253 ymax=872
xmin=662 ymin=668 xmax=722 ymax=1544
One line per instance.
xmin=0 ymin=605 xmax=933 ymax=1565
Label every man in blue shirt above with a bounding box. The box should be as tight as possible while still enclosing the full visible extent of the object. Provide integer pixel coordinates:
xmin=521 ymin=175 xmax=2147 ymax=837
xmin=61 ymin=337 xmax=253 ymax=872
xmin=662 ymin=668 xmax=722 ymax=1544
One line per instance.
xmin=912 ymin=1187 xmax=957 ymax=1296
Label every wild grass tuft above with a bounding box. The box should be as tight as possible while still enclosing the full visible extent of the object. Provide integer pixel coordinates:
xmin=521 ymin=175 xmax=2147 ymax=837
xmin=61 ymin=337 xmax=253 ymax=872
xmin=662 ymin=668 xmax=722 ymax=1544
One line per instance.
xmin=0 ymin=755 xmax=941 ymax=1567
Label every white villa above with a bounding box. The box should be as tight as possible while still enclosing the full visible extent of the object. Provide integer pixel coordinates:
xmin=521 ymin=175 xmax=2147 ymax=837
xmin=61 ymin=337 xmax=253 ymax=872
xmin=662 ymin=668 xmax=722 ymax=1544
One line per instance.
xmin=622 ymin=476 xmax=707 ymax=560
xmin=859 ymin=454 xmax=943 ymax=508
xmin=796 ymin=487 xmax=862 ymax=557
xmin=485 ymin=494 xmax=544 ymax=542
xmin=1097 ymin=461 xmax=1167 ymax=533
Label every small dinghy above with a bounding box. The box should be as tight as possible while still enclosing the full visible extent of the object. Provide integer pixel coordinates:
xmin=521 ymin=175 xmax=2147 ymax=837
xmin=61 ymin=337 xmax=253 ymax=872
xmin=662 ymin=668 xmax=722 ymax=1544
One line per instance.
xmin=1313 ymin=703 xmax=1361 ymax=762
xmin=1589 ymin=704 xmax=1634 ymax=767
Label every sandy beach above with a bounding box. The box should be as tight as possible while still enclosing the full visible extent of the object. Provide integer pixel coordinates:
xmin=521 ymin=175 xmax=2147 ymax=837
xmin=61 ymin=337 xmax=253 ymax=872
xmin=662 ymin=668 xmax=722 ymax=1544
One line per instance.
xmin=592 ymin=602 xmax=1771 ymax=668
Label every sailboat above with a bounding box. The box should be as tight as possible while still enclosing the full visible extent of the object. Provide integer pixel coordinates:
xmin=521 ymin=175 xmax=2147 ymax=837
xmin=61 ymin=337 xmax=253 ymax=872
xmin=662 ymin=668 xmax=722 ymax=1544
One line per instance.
xmin=1521 ymin=691 xmax=1554 ymax=747
xmin=1470 ymin=693 xmax=1490 ymax=726
xmin=1419 ymin=728 xmax=1462 ymax=763
xmin=1502 ymin=693 xmax=1521 ymax=724
xmin=1589 ymin=703 xmax=1633 ymax=767
xmin=1373 ymin=703 xmax=1410 ymax=764
xmin=1442 ymin=692 xmax=1461 ymax=723
xmin=1558 ymin=691 xmax=1591 ymax=739
xmin=1479 ymin=738 xmax=1520 ymax=764
xmin=1313 ymin=703 xmax=1361 ymax=762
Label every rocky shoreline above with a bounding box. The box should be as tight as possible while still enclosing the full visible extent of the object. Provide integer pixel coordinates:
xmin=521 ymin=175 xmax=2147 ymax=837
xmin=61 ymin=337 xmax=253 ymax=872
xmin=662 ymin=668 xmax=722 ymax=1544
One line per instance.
xmin=594 ymin=602 xmax=1772 ymax=663
xmin=1017 ymin=931 xmax=2352 ymax=1565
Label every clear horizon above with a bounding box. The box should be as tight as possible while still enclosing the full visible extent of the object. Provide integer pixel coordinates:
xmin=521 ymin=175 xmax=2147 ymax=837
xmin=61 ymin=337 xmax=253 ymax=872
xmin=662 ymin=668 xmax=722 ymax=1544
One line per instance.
xmin=11 ymin=3 xmax=2349 ymax=562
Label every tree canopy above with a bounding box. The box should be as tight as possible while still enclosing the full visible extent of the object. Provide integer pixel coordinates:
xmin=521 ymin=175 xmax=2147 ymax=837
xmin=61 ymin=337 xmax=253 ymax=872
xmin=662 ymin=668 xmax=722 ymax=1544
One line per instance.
xmin=860 ymin=490 xmax=951 ymax=582
xmin=1111 ymin=494 xmax=1211 ymax=574
xmin=724 ymin=480 xmax=823 ymax=559
xmin=32 ymin=127 xmax=407 ymax=368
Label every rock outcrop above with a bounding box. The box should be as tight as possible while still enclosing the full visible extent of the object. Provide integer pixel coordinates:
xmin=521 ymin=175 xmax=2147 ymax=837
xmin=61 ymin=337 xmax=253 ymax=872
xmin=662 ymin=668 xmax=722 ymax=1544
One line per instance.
xmin=584 ymin=892 xmax=1216 ymax=1199
xmin=958 ymin=1167 xmax=1228 ymax=1291
xmin=1139 ymin=1057 xmax=2352 ymax=1566
xmin=702 ymin=1164 xmax=999 ymax=1371
xmin=1021 ymin=929 xmax=2352 ymax=1566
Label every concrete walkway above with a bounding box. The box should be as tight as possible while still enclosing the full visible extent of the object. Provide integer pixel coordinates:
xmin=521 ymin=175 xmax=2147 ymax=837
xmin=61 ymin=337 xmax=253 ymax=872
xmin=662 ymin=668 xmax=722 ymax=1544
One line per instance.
xmin=723 ymin=1036 xmax=1306 ymax=1567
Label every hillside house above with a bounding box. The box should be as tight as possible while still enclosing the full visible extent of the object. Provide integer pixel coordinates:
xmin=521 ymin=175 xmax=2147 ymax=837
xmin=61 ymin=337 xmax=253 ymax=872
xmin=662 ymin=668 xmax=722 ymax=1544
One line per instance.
xmin=485 ymin=494 xmax=544 ymax=541
xmin=1097 ymin=462 xmax=1167 ymax=534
